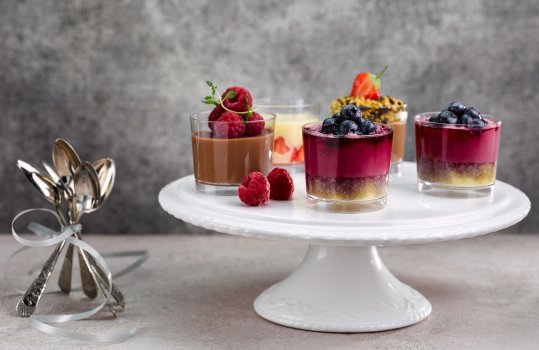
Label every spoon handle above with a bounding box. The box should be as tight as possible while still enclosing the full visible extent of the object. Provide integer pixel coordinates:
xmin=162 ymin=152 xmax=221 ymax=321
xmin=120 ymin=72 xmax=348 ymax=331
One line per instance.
xmin=87 ymin=254 xmax=125 ymax=307
xmin=79 ymin=248 xmax=98 ymax=298
xmin=58 ymin=243 xmax=74 ymax=293
xmin=16 ymin=241 xmax=66 ymax=317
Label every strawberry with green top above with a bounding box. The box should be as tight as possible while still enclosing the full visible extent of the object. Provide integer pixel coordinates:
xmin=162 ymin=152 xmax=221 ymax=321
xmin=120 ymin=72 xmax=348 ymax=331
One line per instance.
xmin=350 ymin=65 xmax=388 ymax=100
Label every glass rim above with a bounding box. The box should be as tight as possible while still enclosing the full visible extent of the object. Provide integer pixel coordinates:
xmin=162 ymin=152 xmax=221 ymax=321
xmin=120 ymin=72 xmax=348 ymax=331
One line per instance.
xmin=301 ymin=121 xmax=393 ymax=138
xmin=254 ymin=98 xmax=320 ymax=109
xmin=414 ymin=112 xmax=502 ymax=127
xmin=190 ymin=111 xmax=277 ymax=123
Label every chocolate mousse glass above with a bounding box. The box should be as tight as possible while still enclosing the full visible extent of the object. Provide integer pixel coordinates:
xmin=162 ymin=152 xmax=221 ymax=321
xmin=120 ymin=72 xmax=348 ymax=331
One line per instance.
xmin=190 ymin=112 xmax=276 ymax=194
xmin=415 ymin=112 xmax=501 ymax=196
xmin=302 ymin=122 xmax=393 ymax=212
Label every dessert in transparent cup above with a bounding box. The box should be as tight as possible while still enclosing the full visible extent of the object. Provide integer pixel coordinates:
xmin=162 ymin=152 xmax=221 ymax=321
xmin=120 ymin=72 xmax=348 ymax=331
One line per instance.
xmin=330 ymin=96 xmax=407 ymax=175
xmin=190 ymin=111 xmax=276 ymax=195
xmin=302 ymin=122 xmax=393 ymax=213
xmin=414 ymin=112 xmax=501 ymax=197
xmin=255 ymin=99 xmax=320 ymax=172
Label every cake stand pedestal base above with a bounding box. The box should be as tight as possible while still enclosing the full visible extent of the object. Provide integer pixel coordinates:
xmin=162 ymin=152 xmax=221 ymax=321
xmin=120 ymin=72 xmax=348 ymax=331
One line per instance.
xmin=254 ymin=245 xmax=432 ymax=332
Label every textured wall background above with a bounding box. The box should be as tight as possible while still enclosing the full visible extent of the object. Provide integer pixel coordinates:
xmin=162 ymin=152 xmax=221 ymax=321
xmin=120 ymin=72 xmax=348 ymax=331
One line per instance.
xmin=0 ymin=0 xmax=537 ymax=233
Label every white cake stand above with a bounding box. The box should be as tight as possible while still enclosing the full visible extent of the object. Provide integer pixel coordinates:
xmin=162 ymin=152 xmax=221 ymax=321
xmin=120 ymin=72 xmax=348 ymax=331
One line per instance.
xmin=159 ymin=162 xmax=530 ymax=332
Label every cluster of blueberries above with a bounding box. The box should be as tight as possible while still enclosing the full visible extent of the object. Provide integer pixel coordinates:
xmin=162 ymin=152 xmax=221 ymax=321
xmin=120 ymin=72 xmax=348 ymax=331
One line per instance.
xmin=429 ymin=102 xmax=485 ymax=127
xmin=321 ymin=105 xmax=377 ymax=136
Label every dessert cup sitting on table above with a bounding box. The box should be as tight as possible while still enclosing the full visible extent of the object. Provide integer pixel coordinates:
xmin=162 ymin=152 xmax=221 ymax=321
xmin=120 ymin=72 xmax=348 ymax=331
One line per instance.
xmin=415 ymin=102 xmax=501 ymax=197
xmin=303 ymin=104 xmax=393 ymax=213
xmin=330 ymin=66 xmax=408 ymax=175
xmin=190 ymin=81 xmax=275 ymax=194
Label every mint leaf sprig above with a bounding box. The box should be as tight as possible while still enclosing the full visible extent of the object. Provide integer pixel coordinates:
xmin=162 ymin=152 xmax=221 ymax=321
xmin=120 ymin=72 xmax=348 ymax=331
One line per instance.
xmin=202 ymin=80 xmax=254 ymax=119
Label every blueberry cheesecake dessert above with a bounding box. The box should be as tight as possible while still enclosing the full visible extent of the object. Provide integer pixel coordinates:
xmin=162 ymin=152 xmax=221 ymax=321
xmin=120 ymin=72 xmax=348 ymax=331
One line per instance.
xmin=415 ymin=102 xmax=502 ymax=189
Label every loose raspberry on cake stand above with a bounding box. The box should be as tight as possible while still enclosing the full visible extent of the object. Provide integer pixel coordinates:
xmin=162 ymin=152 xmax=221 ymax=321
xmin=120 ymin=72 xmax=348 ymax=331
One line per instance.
xmin=159 ymin=162 xmax=529 ymax=333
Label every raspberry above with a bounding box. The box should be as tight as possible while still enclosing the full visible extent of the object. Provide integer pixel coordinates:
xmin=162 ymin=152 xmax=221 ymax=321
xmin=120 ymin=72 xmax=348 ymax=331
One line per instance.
xmin=222 ymin=86 xmax=253 ymax=113
xmin=212 ymin=112 xmax=245 ymax=139
xmin=243 ymin=112 xmax=265 ymax=137
xmin=208 ymin=104 xmax=225 ymax=122
xmin=267 ymin=168 xmax=294 ymax=200
xmin=238 ymin=172 xmax=270 ymax=206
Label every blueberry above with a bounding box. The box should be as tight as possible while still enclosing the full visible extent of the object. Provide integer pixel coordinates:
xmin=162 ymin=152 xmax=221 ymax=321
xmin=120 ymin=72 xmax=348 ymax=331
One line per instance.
xmin=429 ymin=115 xmax=441 ymax=123
xmin=448 ymin=102 xmax=466 ymax=116
xmin=459 ymin=113 xmax=473 ymax=125
xmin=465 ymin=107 xmax=482 ymax=120
xmin=438 ymin=110 xmax=458 ymax=124
xmin=469 ymin=118 xmax=485 ymax=128
xmin=340 ymin=104 xmax=362 ymax=122
xmin=339 ymin=120 xmax=359 ymax=135
xmin=321 ymin=118 xmax=338 ymax=134
xmin=361 ymin=120 xmax=376 ymax=135
xmin=332 ymin=112 xmax=344 ymax=124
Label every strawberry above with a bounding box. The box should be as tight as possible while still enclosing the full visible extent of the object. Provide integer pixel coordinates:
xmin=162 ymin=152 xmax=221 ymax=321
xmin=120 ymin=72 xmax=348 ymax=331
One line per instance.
xmin=273 ymin=136 xmax=290 ymax=154
xmin=350 ymin=66 xmax=388 ymax=100
xmin=290 ymin=146 xmax=304 ymax=162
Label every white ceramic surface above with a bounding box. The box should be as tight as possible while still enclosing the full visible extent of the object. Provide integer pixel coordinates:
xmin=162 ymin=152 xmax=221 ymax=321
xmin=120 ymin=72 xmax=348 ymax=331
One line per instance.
xmin=159 ymin=162 xmax=530 ymax=246
xmin=158 ymin=162 xmax=530 ymax=332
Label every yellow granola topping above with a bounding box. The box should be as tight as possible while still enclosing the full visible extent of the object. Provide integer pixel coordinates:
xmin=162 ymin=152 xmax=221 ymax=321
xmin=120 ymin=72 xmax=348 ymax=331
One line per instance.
xmin=330 ymin=96 xmax=407 ymax=123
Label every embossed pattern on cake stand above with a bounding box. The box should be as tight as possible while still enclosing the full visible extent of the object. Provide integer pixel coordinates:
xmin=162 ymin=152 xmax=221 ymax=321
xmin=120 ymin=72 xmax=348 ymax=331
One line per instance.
xmin=159 ymin=162 xmax=530 ymax=332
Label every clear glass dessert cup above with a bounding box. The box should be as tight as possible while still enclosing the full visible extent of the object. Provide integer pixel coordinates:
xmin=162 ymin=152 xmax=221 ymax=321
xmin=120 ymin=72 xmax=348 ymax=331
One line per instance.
xmin=355 ymin=103 xmax=407 ymax=176
xmin=190 ymin=111 xmax=276 ymax=195
xmin=302 ymin=122 xmax=393 ymax=213
xmin=414 ymin=112 xmax=502 ymax=198
xmin=255 ymin=98 xmax=320 ymax=172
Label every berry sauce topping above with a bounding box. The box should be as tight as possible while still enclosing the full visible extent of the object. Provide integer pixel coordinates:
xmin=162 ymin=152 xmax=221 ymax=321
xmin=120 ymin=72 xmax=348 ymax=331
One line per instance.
xmin=430 ymin=102 xmax=486 ymax=128
xmin=321 ymin=104 xmax=379 ymax=136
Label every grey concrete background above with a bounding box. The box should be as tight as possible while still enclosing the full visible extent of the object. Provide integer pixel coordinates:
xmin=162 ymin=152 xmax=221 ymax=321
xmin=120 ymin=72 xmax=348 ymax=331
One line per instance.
xmin=0 ymin=0 xmax=537 ymax=234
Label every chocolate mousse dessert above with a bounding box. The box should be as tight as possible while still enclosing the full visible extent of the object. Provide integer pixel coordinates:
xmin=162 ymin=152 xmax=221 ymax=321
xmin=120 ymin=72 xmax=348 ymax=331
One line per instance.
xmin=191 ymin=82 xmax=275 ymax=193
xmin=330 ymin=67 xmax=408 ymax=175
xmin=415 ymin=102 xmax=501 ymax=193
xmin=303 ymin=104 xmax=393 ymax=212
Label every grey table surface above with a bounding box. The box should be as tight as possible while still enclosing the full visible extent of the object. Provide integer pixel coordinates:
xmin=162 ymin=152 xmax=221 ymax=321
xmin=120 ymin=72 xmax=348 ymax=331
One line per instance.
xmin=0 ymin=233 xmax=538 ymax=350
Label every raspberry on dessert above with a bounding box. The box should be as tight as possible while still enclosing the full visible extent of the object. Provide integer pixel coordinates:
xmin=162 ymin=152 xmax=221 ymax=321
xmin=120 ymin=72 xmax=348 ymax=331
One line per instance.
xmin=243 ymin=112 xmax=265 ymax=137
xmin=212 ymin=112 xmax=245 ymax=139
xmin=222 ymin=86 xmax=253 ymax=114
xmin=208 ymin=104 xmax=225 ymax=122
xmin=238 ymin=172 xmax=270 ymax=206
xmin=267 ymin=168 xmax=294 ymax=200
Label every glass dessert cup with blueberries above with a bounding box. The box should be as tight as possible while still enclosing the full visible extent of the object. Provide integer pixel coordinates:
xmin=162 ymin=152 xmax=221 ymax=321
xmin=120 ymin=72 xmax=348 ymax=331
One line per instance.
xmin=415 ymin=104 xmax=501 ymax=198
xmin=332 ymin=97 xmax=407 ymax=176
xmin=190 ymin=112 xmax=276 ymax=195
xmin=255 ymin=98 xmax=320 ymax=172
xmin=303 ymin=105 xmax=393 ymax=213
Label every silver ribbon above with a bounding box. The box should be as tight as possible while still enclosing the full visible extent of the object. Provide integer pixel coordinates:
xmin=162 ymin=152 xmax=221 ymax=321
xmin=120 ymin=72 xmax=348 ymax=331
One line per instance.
xmin=8 ymin=208 xmax=149 ymax=342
